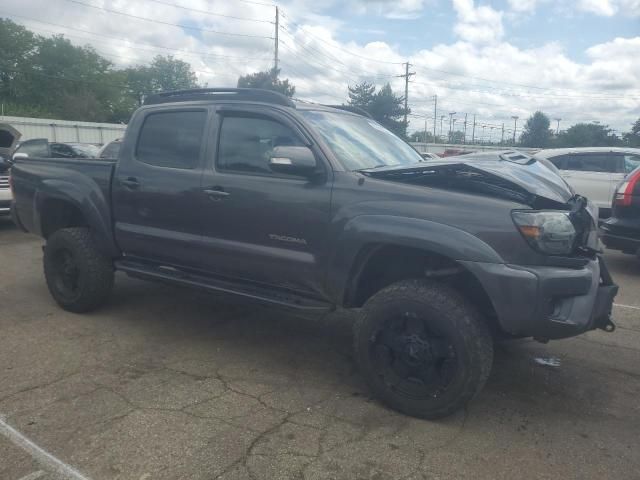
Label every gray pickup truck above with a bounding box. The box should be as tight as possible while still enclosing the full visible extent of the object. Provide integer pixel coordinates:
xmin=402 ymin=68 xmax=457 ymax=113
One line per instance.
xmin=10 ymin=88 xmax=618 ymax=419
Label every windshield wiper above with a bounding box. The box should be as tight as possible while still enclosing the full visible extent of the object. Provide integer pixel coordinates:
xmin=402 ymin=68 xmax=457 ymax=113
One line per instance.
xmin=355 ymin=164 xmax=388 ymax=172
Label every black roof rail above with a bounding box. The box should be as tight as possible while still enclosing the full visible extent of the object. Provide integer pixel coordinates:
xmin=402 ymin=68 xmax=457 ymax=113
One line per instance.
xmin=143 ymin=88 xmax=296 ymax=107
xmin=325 ymin=105 xmax=373 ymax=118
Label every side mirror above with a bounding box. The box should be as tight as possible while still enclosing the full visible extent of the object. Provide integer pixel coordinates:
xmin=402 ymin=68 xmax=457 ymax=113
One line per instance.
xmin=269 ymin=146 xmax=317 ymax=176
xmin=12 ymin=152 xmax=28 ymax=161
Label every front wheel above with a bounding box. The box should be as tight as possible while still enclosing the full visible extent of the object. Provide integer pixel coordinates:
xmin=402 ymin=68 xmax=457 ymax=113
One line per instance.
xmin=43 ymin=227 xmax=114 ymax=313
xmin=353 ymin=279 xmax=493 ymax=419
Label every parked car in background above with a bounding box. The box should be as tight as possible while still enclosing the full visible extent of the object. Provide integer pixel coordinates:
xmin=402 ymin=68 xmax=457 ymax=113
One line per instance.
xmin=601 ymin=166 xmax=640 ymax=258
xmin=13 ymin=139 xmax=99 ymax=160
xmin=0 ymin=123 xmax=21 ymax=216
xmin=536 ymin=148 xmax=640 ymax=217
xmin=419 ymin=152 xmax=440 ymax=160
xmin=97 ymin=139 xmax=122 ymax=159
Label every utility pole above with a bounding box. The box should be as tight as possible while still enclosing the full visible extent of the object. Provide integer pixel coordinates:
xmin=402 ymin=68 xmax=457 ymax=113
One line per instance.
xmin=448 ymin=112 xmax=456 ymax=143
xmin=424 ymin=119 xmax=428 ymax=144
xmin=511 ymin=115 xmax=519 ymax=145
xmin=471 ymin=114 xmax=476 ymax=144
xmin=481 ymin=125 xmax=486 ymax=144
xmin=398 ymin=62 xmax=415 ymax=130
xmin=463 ymin=113 xmax=468 ymax=144
xmin=440 ymin=115 xmax=445 ymax=141
xmin=274 ymin=6 xmax=279 ymax=72
xmin=554 ymin=117 xmax=561 ymax=135
xmin=433 ymin=95 xmax=437 ymax=143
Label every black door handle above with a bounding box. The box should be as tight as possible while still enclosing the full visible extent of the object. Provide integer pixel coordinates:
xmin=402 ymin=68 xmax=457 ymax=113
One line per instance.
xmin=203 ymin=188 xmax=230 ymax=199
xmin=121 ymin=177 xmax=140 ymax=189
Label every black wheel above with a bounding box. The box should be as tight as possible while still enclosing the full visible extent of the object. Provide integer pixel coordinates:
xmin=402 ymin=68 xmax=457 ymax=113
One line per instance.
xmin=43 ymin=227 xmax=114 ymax=313
xmin=354 ymin=279 xmax=493 ymax=419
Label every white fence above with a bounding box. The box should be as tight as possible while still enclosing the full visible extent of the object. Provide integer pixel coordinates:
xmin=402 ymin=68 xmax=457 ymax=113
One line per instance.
xmin=0 ymin=115 xmax=126 ymax=145
xmin=410 ymin=142 xmax=540 ymax=155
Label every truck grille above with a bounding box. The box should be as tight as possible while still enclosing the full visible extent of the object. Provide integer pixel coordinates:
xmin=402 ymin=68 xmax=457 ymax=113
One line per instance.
xmin=0 ymin=176 xmax=9 ymax=190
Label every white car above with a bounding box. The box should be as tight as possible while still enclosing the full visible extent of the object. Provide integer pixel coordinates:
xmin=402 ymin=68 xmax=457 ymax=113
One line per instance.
xmin=0 ymin=123 xmax=21 ymax=216
xmin=536 ymin=147 xmax=640 ymax=217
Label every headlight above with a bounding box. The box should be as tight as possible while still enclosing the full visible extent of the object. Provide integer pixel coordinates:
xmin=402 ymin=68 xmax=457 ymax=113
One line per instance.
xmin=512 ymin=211 xmax=576 ymax=255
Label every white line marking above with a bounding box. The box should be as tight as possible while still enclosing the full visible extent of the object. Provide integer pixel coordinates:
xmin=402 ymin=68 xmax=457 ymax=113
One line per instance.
xmin=0 ymin=416 xmax=91 ymax=480
xmin=18 ymin=471 xmax=47 ymax=480
xmin=614 ymin=303 xmax=640 ymax=311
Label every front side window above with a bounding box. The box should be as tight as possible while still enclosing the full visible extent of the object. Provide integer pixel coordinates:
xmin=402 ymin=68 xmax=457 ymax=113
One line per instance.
xmin=136 ymin=110 xmax=206 ymax=169
xmin=217 ymin=115 xmax=304 ymax=175
xmin=50 ymin=143 xmax=77 ymax=158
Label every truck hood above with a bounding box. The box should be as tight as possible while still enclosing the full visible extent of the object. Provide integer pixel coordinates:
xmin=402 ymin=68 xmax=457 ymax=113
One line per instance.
xmin=360 ymin=150 xmax=574 ymax=207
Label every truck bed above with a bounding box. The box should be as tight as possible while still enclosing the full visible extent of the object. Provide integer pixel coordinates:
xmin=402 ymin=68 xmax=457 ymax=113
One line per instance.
xmin=11 ymin=157 xmax=117 ymax=238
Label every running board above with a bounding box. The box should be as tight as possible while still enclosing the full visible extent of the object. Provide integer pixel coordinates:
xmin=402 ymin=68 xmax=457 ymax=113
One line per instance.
xmin=115 ymin=260 xmax=333 ymax=312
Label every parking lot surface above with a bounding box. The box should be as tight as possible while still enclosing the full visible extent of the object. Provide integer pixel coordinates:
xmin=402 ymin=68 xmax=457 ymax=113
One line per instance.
xmin=1 ymin=218 xmax=639 ymax=480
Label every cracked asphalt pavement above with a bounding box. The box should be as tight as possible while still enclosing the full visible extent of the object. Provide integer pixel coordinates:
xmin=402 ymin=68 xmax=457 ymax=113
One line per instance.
xmin=1 ymin=218 xmax=639 ymax=480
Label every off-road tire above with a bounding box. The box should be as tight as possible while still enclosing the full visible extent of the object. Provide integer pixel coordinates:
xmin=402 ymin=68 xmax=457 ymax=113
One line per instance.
xmin=43 ymin=227 xmax=114 ymax=313
xmin=353 ymin=279 xmax=493 ymax=419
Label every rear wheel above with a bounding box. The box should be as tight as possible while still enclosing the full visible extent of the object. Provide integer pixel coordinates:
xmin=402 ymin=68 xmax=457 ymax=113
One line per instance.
xmin=353 ymin=279 xmax=493 ymax=419
xmin=43 ymin=227 xmax=114 ymax=312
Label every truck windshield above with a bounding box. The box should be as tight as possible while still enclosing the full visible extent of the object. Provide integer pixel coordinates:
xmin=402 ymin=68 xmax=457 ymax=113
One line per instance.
xmin=300 ymin=110 xmax=423 ymax=171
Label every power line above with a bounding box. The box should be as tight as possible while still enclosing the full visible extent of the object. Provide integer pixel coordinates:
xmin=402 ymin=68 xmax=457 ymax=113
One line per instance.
xmin=5 ymin=12 xmax=275 ymax=61
xmin=142 ymin=0 xmax=274 ymax=23
xmin=411 ymin=64 xmax=640 ymax=96
xmin=279 ymin=10 xmax=403 ymax=65
xmin=64 ymin=0 xmax=274 ymax=39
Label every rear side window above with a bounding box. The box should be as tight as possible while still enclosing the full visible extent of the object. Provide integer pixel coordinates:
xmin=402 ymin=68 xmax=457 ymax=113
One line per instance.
xmin=552 ymin=154 xmax=617 ymax=173
xmin=217 ymin=115 xmax=304 ymax=175
xmin=136 ymin=111 xmax=206 ymax=169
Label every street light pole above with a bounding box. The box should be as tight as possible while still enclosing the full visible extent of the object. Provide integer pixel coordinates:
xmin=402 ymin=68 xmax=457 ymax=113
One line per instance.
xmin=554 ymin=118 xmax=561 ymax=135
xmin=511 ymin=116 xmax=519 ymax=144
xmin=448 ymin=112 xmax=456 ymax=143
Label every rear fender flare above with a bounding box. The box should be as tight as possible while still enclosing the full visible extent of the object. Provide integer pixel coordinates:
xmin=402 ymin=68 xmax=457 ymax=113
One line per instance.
xmin=34 ymin=179 xmax=118 ymax=257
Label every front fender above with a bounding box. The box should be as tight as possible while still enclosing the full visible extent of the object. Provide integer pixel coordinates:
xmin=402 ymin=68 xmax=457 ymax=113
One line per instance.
xmin=327 ymin=215 xmax=503 ymax=305
xmin=34 ymin=178 xmax=118 ymax=257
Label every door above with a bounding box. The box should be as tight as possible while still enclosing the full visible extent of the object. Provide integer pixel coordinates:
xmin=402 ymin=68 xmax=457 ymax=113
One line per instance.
xmin=198 ymin=107 xmax=333 ymax=296
xmin=551 ymin=153 xmax=618 ymax=209
xmin=112 ymin=108 xmax=209 ymax=267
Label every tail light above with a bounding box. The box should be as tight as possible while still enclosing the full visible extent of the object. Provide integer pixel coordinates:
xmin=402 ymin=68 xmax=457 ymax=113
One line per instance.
xmin=615 ymin=170 xmax=640 ymax=206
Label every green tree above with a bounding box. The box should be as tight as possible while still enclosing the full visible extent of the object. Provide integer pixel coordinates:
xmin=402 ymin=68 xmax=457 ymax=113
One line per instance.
xmin=410 ymin=129 xmax=435 ymax=143
xmin=237 ymin=68 xmax=295 ymax=97
xmin=520 ymin=111 xmax=552 ymax=147
xmin=348 ymin=82 xmax=408 ymax=138
xmin=555 ymin=123 xmax=621 ymax=147
xmin=148 ymin=55 xmax=198 ymax=91
xmin=347 ymin=82 xmax=376 ymax=108
xmin=623 ymin=118 xmax=640 ymax=147
xmin=369 ymin=83 xmax=409 ymax=138
xmin=0 ymin=19 xmax=38 ymax=106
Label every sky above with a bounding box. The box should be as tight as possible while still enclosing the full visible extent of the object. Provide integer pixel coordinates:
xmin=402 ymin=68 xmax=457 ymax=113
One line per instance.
xmin=2 ymin=0 xmax=639 ymax=138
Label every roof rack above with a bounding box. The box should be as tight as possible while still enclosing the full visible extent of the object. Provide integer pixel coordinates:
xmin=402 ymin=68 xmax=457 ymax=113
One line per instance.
xmin=143 ymin=88 xmax=296 ymax=107
xmin=325 ymin=105 xmax=373 ymax=118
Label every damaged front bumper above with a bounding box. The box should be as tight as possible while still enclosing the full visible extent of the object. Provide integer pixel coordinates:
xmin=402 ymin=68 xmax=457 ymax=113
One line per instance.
xmin=461 ymin=256 xmax=618 ymax=340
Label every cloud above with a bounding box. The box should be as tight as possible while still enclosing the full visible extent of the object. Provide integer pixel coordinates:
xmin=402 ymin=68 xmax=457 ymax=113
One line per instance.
xmin=452 ymin=0 xmax=504 ymax=44
xmin=577 ymin=0 xmax=640 ymax=16
xmin=507 ymin=0 xmax=539 ymax=13
xmin=0 ymin=0 xmax=638 ymax=135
